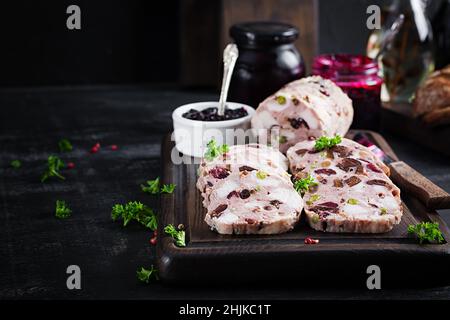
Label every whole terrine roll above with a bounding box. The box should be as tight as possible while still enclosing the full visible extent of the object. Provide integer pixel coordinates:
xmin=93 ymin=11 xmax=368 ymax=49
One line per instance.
xmin=197 ymin=143 xmax=303 ymax=235
xmin=251 ymin=76 xmax=353 ymax=153
xmin=286 ymin=137 xmax=402 ymax=233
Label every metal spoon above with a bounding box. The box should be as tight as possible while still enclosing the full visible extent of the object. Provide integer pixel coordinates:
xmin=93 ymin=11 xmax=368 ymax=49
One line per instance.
xmin=218 ymin=44 xmax=239 ymax=116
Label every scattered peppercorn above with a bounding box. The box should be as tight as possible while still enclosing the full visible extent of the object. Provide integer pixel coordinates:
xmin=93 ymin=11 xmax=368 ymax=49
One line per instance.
xmin=304 ymin=237 xmax=320 ymax=244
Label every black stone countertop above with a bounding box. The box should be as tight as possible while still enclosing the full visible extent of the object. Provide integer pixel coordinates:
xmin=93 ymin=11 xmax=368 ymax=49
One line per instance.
xmin=1 ymin=85 xmax=449 ymax=299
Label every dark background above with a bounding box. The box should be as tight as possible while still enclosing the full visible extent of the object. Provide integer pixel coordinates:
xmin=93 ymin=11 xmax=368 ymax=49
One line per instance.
xmin=0 ymin=0 xmax=394 ymax=87
xmin=1 ymin=0 xmax=450 ymax=300
xmin=1 ymin=0 xmax=447 ymax=87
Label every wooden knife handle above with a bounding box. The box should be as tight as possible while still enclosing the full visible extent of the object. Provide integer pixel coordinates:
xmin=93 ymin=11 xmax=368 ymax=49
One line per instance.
xmin=389 ymin=161 xmax=450 ymax=210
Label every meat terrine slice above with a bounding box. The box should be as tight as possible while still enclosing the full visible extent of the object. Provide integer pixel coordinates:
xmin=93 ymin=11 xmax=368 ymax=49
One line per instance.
xmin=286 ymin=137 xmax=402 ymax=233
xmin=196 ymin=143 xmax=291 ymax=207
xmin=197 ymin=143 xmax=303 ymax=234
xmin=204 ymin=169 xmax=303 ymax=234
xmin=251 ymin=76 xmax=353 ymax=153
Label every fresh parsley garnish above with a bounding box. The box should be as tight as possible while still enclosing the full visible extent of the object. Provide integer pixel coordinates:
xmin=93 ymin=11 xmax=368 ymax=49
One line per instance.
xmin=314 ymin=135 xmax=342 ymax=151
xmin=55 ymin=200 xmax=71 ymax=218
xmin=41 ymin=155 xmax=65 ymax=182
xmin=137 ymin=265 xmax=159 ymax=283
xmin=161 ymin=183 xmax=176 ymax=194
xmin=141 ymin=177 xmax=176 ymax=194
xmin=10 ymin=160 xmax=21 ymax=169
xmin=141 ymin=177 xmax=160 ymax=194
xmin=58 ymin=139 xmax=73 ymax=152
xmin=204 ymin=139 xmax=229 ymax=161
xmin=408 ymin=222 xmax=444 ymax=244
xmin=347 ymin=198 xmax=358 ymax=205
xmin=111 ymin=201 xmax=157 ymax=230
xmin=164 ymin=224 xmax=186 ymax=247
xmin=294 ymin=175 xmax=318 ymax=195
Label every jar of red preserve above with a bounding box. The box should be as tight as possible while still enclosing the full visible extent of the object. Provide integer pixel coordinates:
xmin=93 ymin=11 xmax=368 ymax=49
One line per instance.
xmin=312 ymin=54 xmax=383 ymax=130
xmin=228 ymin=22 xmax=306 ymax=109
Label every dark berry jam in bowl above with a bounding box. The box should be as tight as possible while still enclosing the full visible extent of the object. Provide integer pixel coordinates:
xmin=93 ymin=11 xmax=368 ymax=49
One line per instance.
xmin=182 ymin=106 xmax=248 ymax=121
xmin=312 ymin=54 xmax=383 ymax=130
xmin=172 ymin=101 xmax=255 ymax=158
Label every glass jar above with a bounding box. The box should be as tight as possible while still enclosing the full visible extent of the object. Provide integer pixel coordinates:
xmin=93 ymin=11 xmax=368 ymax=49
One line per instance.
xmin=312 ymin=54 xmax=383 ymax=130
xmin=228 ymin=22 xmax=306 ymax=108
xmin=367 ymin=0 xmax=434 ymax=103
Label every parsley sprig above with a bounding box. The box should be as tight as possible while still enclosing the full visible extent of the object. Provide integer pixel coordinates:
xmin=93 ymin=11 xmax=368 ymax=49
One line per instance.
xmin=141 ymin=177 xmax=161 ymax=194
xmin=112 ymin=201 xmax=157 ymax=230
xmin=58 ymin=139 xmax=73 ymax=152
xmin=10 ymin=160 xmax=21 ymax=169
xmin=161 ymin=183 xmax=176 ymax=194
xmin=294 ymin=175 xmax=318 ymax=195
xmin=204 ymin=139 xmax=229 ymax=161
xmin=314 ymin=135 xmax=342 ymax=151
xmin=137 ymin=265 xmax=159 ymax=283
xmin=41 ymin=155 xmax=65 ymax=182
xmin=408 ymin=222 xmax=444 ymax=244
xmin=141 ymin=177 xmax=176 ymax=194
xmin=164 ymin=224 xmax=186 ymax=247
xmin=55 ymin=200 xmax=71 ymax=219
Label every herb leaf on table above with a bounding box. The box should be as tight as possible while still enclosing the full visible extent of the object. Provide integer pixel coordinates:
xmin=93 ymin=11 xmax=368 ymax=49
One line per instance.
xmin=161 ymin=183 xmax=176 ymax=194
xmin=141 ymin=177 xmax=160 ymax=194
xmin=41 ymin=155 xmax=65 ymax=182
xmin=164 ymin=224 xmax=186 ymax=247
xmin=55 ymin=200 xmax=71 ymax=218
xmin=58 ymin=139 xmax=73 ymax=152
xmin=111 ymin=201 xmax=157 ymax=230
xmin=136 ymin=265 xmax=159 ymax=283
xmin=408 ymin=222 xmax=444 ymax=244
xmin=10 ymin=160 xmax=21 ymax=169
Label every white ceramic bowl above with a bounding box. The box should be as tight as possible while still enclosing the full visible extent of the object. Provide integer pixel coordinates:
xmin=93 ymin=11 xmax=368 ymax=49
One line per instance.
xmin=172 ymin=101 xmax=255 ymax=158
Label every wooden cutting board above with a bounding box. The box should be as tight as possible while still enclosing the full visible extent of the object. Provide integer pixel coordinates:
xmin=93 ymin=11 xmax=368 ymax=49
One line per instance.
xmin=381 ymin=102 xmax=450 ymax=157
xmin=157 ymin=131 xmax=450 ymax=286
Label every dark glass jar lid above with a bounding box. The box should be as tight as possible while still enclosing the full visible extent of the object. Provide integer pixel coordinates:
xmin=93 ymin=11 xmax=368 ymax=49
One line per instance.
xmin=230 ymin=21 xmax=299 ymax=48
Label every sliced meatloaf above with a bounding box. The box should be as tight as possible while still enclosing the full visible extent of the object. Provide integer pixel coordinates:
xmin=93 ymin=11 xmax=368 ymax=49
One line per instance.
xmin=286 ymin=138 xmax=402 ymax=233
xmin=251 ymin=76 xmax=353 ymax=153
xmin=197 ymin=143 xmax=303 ymax=234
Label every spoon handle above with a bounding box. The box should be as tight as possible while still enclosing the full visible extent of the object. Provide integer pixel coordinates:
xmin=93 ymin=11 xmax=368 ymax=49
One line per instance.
xmin=218 ymin=44 xmax=239 ymax=116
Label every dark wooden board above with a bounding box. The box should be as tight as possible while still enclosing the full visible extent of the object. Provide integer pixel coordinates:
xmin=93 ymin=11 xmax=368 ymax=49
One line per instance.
xmin=381 ymin=102 xmax=450 ymax=157
xmin=157 ymin=131 xmax=450 ymax=286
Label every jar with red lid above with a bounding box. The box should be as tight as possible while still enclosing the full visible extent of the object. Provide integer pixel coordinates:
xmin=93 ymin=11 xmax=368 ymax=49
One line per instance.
xmin=312 ymin=54 xmax=383 ymax=130
xmin=228 ymin=22 xmax=306 ymax=109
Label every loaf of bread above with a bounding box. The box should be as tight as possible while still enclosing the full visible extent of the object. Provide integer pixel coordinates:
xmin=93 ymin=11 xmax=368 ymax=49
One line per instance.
xmin=413 ymin=65 xmax=450 ymax=126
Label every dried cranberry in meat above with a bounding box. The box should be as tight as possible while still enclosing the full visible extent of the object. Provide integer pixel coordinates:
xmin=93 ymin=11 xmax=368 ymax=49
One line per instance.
xmin=345 ymin=176 xmax=362 ymax=187
xmin=239 ymin=165 xmax=256 ymax=172
xmin=211 ymin=204 xmax=228 ymax=217
xmin=227 ymin=191 xmax=239 ymax=199
xmin=314 ymin=168 xmax=336 ymax=176
xmin=209 ymin=167 xmax=229 ymax=179
xmin=288 ymin=118 xmax=309 ymax=129
xmin=317 ymin=201 xmax=338 ymax=208
xmin=239 ymin=189 xmax=251 ymax=199
xmin=367 ymin=163 xmax=382 ymax=173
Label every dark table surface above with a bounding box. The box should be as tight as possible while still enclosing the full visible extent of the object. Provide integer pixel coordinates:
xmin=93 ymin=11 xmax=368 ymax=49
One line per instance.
xmin=1 ymin=85 xmax=450 ymax=300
